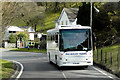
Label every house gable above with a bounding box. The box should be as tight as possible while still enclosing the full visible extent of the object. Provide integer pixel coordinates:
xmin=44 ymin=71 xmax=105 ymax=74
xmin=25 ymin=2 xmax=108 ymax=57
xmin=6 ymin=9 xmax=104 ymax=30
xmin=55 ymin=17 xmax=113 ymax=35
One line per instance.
xmin=55 ymin=8 xmax=79 ymax=28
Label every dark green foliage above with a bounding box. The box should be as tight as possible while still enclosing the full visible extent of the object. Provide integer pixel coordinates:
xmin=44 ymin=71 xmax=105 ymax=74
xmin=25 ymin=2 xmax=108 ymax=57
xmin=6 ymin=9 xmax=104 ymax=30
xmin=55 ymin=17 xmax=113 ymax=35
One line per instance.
xmin=9 ymin=33 xmax=16 ymax=43
xmin=28 ymin=14 xmax=45 ymax=31
xmin=16 ymin=32 xmax=28 ymax=41
xmin=77 ymin=2 xmax=110 ymax=31
xmin=92 ymin=8 xmax=110 ymax=31
xmin=112 ymin=16 xmax=120 ymax=34
xmin=40 ymin=39 xmax=46 ymax=49
xmin=77 ymin=3 xmax=90 ymax=26
xmin=77 ymin=2 xmax=112 ymax=47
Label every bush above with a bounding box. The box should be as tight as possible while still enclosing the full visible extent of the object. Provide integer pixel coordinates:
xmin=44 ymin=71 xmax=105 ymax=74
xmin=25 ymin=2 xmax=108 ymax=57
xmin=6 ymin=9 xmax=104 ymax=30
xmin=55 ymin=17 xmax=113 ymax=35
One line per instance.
xmin=40 ymin=39 xmax=46 ymax=49
xmin=9 ymin=33 xmax=16 ymax=43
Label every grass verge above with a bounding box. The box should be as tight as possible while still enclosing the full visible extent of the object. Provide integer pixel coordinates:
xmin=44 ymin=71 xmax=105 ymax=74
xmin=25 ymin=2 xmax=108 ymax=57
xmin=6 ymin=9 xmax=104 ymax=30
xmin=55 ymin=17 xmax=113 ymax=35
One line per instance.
xmin=1 ymin=60 xmax=15 ymax=79
xmin=94 ymin=44 xmax=120 ymax=77
xmin=11 ymin=48 xmax=47 ymax=53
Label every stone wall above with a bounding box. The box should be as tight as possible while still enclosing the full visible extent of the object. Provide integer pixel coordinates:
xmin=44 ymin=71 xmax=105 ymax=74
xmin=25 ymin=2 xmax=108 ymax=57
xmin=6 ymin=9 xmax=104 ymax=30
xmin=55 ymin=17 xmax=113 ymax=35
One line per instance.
xmin=3 ymin=42 xmax=16 ymax=48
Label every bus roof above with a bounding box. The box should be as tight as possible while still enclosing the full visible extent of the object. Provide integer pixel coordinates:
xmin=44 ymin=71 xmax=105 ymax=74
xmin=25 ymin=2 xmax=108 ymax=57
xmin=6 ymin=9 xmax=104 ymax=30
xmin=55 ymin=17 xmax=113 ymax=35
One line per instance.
xmin=47 ymin=25 xmax=91 ymax=33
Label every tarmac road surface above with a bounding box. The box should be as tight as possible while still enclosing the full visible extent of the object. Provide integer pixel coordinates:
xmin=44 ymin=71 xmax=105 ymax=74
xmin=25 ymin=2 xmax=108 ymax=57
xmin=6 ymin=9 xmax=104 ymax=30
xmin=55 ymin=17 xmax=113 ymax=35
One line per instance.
xmin=1 ymin=49 xmax=119 ymax=80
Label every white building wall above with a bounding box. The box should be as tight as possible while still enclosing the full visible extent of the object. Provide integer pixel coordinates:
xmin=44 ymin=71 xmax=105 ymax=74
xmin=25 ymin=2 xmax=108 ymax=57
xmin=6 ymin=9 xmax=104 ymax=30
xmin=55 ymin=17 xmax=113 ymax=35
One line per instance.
xmin=28 ymin=27 xmax=35 ymax=32
xmin=55 ymin=23 xmax=58 ymax=28
xmin=37 ymin=33 xmax=42 ymax=38
xmin=59 ymin=11 xmax=70 ymax=25
xmin=29 ymin=33 xmax=34 ymax=40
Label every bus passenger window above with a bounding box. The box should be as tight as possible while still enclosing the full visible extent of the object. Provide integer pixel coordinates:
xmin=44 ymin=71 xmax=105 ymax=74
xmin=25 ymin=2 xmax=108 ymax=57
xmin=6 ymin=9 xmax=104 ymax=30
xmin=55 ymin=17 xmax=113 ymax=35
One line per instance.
xmin=50 ymin=35 xmax=52 ymax=41
xmin=55 ymin=35 xmax=58 ymax=43
xmin=56 ymin=35 xmax=58 ymax=41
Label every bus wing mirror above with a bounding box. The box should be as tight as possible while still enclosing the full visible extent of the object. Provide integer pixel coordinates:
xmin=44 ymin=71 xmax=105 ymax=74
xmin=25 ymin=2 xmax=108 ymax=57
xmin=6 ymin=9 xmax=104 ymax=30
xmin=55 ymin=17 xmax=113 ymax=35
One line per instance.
xmin=55 ymin=40 xmax=58 ymax=43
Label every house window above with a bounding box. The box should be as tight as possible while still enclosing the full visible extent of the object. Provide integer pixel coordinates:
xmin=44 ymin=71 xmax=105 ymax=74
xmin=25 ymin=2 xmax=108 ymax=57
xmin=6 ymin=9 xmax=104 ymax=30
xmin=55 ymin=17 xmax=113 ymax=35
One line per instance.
xmin=62 ymin=21 xmax=63 ymax=25
xmin=13 ymin=31 xmax=16 ymax=33
xmin=34 ymin=34 xmax=37 ymax=38
xmin=66 ymin=21 xmax=68 ymax=25
xmin=9 ymin=31 xmax=16 ymax=33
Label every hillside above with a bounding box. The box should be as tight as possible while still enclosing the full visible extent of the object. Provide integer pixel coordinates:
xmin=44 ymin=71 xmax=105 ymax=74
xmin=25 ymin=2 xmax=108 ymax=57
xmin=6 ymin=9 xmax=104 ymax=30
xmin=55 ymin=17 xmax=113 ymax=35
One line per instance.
xmin=2 ymin=2 xmax=81 ymax=34
xmin=2 ymin=2 xmax=120 ymax=47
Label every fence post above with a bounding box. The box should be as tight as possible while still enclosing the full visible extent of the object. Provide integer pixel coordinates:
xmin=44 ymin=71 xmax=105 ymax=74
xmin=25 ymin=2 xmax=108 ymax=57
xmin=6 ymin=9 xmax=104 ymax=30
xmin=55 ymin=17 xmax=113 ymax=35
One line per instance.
xmin=105 ymin=52 xmax=107 ymax=64
xmin=101 ymin=49 xmax=103 ymax=63
xmin=111 ymin=53 xmax=112 ymax=66
xmin=97 ymin=49 xmax=98 ymax=61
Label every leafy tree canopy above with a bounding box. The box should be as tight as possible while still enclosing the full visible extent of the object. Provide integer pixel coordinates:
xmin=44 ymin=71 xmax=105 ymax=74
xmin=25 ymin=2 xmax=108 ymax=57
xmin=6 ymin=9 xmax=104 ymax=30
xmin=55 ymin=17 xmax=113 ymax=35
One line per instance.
xmin=16 ymin=32 xmax=29 ymax=41
xmin=9 ymin=33 xmax=16 ymax=43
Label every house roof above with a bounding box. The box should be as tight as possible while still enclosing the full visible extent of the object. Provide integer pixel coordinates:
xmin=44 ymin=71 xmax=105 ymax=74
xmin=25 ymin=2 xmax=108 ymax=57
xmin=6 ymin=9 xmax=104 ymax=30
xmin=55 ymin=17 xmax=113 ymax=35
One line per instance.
xmin=55 ymin=8 xmax=79 ymax=22
xmin=8 ymin=26 xmax=24 ymax=32
xmin=19 ymin=26 xmax=35 ymax=32
xmin=19 ymin=26 xmax=31 ymax=29
xmin=64 ymin=8 xmax=79 ymax=19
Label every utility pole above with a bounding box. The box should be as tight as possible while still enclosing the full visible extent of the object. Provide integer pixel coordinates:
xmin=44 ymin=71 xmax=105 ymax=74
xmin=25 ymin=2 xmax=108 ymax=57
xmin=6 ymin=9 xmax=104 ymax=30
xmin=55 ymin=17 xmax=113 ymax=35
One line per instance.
xmin=90 ymin=0 xmax=92 ymax=27
xmin=90 ymin=0 xmax=94 ymax=51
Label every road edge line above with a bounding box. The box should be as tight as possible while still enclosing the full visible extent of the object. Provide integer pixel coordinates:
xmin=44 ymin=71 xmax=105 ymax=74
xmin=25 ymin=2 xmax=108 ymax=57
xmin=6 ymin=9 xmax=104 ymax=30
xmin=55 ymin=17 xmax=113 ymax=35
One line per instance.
xmin=12 ymin=60 xmax=24 ymax=80
xmin=4 ymin=59 xmax=24 ymax=80
xmin=92 ymin=66 xmax=113 ymax=79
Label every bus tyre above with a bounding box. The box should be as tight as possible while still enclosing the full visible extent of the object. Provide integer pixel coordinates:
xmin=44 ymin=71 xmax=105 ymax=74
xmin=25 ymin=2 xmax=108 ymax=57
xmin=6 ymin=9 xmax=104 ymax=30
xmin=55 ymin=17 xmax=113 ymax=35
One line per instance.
xmin=84 ymin=66 xmax=88 ymax=69
xmin=49 ymin=54 xmax=52 ymax=64
xmin=55 ymin=55 xmax=57 ymax=65
xmin=58 ymin=66 xmax=63 ymax=70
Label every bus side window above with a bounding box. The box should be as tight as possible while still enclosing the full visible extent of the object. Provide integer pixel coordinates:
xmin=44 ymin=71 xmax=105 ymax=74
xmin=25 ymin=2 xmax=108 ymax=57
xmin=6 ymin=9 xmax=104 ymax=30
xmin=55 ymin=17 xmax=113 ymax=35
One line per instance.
xmin=51 ymin=35 xmax=53 ymax=41
xmin=55 ymin=35 xmax=58 ymax=43
xmin=53 ymin=35 xmax=55 ymax=41
xmin=50 ymin=35 xmax=52 ymax=41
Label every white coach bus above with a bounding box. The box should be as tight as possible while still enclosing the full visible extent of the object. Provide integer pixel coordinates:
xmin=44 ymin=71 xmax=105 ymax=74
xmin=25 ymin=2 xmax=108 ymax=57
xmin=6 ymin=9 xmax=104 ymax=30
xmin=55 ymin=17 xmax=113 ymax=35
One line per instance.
xmin=47 ymin=25 xmax=93 ymax=67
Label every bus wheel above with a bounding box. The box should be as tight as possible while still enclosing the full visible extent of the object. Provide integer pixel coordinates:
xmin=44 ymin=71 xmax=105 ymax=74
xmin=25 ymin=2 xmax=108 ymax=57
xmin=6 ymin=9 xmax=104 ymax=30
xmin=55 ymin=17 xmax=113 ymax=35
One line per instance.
xmin=49 ymin=53 xmax=52 ymax=64
xmin=84 ymin=66 xmax=88 ymax=69
xmin=58 ymin=66 xmax=63 ymax=70
xmin=55 ymin=55 xmax=57 ymax=65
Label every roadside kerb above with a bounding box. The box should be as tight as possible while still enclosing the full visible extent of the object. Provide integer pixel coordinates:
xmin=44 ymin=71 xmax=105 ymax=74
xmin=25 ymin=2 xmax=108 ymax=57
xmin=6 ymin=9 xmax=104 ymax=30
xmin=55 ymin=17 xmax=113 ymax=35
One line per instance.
xmin=4 ymin=60 xmax=24 ymax=80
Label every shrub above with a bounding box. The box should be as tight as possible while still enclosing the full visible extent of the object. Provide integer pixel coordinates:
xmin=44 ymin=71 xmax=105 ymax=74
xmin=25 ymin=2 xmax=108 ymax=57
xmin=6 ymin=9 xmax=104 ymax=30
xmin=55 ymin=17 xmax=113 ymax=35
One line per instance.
xmin=40 ymin=39 xmax=46 ymax=49
xmin=9 ymin=33 xmax=16 ymax=43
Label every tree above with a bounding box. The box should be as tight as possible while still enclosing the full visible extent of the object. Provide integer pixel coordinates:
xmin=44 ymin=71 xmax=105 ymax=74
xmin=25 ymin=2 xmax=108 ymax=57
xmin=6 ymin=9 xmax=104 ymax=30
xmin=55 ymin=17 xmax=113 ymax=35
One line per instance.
xmin=16 ymin=32 xmax=29 ymax=42
xmin=77 ymin=2 xmax=111 ymax=47
xmin=9 ymin=33 xmax=16 ymax=43
xmin=92 ymin=8 xmax=110 ymax=31
xmin=77 ymin=2 xmax=110 ymax=31
xmin=77 ymin=2 xmax=91 ymax=26
xmin=28 ymin=14 xmax=45 ymax=31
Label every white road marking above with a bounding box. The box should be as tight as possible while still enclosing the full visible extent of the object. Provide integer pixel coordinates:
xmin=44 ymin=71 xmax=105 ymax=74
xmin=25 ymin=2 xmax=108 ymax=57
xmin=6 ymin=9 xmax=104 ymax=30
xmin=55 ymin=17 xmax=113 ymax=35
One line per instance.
xmin=92 ymin=66 xmax=113 ymax=79
xmin=13 ymin=60 xmax=24 ymax=80
xmin=60 ymin=70 xmax=67 ymax=80
xmin=4 ymin=59 xmax=24 ymax=80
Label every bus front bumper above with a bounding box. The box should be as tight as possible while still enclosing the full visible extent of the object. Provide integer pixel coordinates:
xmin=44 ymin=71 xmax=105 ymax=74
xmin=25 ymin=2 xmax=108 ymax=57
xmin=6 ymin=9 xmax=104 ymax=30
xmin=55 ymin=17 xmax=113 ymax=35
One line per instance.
xmin=58 ymin=61 xmax=93 ymax=67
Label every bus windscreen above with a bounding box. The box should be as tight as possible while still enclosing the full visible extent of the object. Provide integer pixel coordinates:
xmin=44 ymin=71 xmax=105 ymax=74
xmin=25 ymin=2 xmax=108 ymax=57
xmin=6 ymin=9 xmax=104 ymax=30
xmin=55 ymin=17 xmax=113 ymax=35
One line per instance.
xmin=59 ymin=29 xmax=92 ymax=51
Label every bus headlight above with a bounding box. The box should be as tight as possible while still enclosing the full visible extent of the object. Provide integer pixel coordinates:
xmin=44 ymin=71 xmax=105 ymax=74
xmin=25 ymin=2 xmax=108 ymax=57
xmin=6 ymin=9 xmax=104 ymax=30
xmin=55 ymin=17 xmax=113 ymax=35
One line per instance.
xmin=60 ymin=58 xmax=62 ymax=60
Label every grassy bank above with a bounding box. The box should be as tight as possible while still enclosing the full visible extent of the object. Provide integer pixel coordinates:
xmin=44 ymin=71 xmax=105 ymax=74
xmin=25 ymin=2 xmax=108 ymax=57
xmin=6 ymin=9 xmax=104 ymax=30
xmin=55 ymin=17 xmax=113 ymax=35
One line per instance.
xmin=11 ymin=48 xmax=47 ymax=53
xmin=1 ymin=60 xmax=15 ymax=79
xmin=94 ymin=44 xmax=120 ymax=76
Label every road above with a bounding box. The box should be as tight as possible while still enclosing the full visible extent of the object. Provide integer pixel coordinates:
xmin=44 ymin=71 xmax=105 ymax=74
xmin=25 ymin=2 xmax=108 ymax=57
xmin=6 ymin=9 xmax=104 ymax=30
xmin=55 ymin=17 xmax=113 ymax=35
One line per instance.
xmin=1 ymin=49 xmax=119 ymax=80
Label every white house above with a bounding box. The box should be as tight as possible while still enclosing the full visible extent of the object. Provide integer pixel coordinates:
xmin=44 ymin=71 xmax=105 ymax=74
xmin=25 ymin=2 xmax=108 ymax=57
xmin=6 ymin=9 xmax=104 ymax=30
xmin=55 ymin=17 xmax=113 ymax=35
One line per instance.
xmin=3 ymin=26 xmax=36 ymax=42
xmin=3 ymin=26 xmax=24 ymax=41
xmin=54 ymin=8 xmax=79 ymax=28
xmin=19 ymin=26 xmax=35 ymax=40
xmin=2 ymin=26 xmax=38 ymax=48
